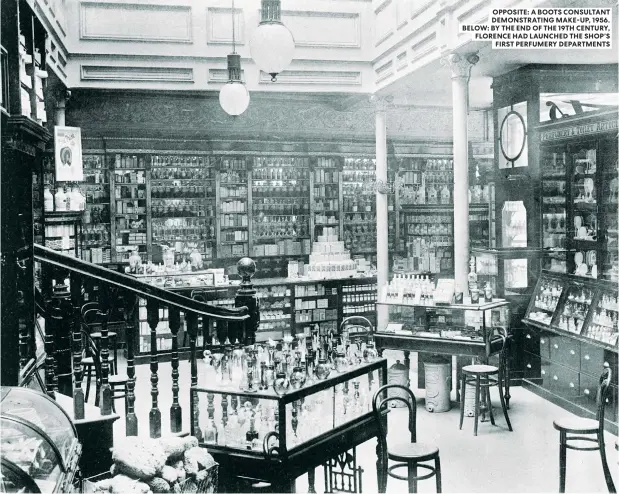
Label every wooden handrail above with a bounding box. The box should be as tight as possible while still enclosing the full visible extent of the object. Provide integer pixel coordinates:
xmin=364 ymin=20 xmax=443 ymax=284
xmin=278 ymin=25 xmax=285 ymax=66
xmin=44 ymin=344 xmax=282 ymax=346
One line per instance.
xmin=33 ymin=244 xmax=249 ymax=321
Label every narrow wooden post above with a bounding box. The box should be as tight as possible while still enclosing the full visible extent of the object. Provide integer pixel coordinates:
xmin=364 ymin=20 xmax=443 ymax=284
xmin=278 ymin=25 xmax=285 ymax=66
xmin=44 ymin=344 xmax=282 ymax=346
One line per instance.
xmin=45 ymin=307 xmax=58 ymax=399
xmin=98 ymin=310 xmax=112 ymax=415
xmin=52 ymin=282 xmax=73 ymax=396
xmin=186 ymin=311 xmax=202 ymax=441
xmin=125 ymin=295 xmax=138 ymax=436
xmin=70 ymin=272 xmax=85 ymax=420
xmin=234 ymin=257 xmax=259 ymax=345
xmin=169 ymin=307 xmax=182 ymax=433
xmin=147 ymin=300 xmax=161 ymax=438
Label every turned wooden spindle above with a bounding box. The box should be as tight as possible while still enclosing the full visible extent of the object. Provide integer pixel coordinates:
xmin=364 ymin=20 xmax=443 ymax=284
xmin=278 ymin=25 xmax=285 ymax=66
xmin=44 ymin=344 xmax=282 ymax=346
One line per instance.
xmin=125 ymin=295 xmax=138 ymax=436
xmin=169 ymin=307 xmax=182 ymax=433
xmin=70 ymin=273 xmax=85 ymax=419
xmin=187 ymin=311 xmax=202 ymax=441
xmin=147 ymin=300 xmax=161 ymax=438
xmin=98 ymin=310 xmax=112 ymax=415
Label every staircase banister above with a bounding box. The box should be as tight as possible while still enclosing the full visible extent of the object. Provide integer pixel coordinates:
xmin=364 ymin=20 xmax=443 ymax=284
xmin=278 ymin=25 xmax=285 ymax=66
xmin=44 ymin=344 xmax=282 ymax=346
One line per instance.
xmin=33 ymin=245 xmax=250 ymax=321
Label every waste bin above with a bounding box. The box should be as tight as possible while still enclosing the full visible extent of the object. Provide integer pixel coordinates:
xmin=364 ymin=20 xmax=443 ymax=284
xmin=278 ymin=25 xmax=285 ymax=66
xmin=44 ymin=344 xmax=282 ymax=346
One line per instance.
xmin=424 ymin=356 xmax=452 ymax=412
xmin=387 ymin=360 xmax=410 ymax=407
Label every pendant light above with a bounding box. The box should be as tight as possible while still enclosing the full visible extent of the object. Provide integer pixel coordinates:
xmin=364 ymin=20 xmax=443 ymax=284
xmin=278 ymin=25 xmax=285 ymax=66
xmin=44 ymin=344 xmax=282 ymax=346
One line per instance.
xmin=249 ymin=0 xmax=295 ymax=82
xmin=219 ymin=0 xmax=250 ymax=116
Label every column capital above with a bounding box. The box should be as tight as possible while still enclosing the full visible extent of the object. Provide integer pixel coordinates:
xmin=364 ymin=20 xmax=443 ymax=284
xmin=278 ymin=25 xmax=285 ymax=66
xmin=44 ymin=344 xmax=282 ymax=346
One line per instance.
xmin=440 ymin=52 xmax=479 ymax=80
xmin=369 ymin=94 xmax=393 ymax=112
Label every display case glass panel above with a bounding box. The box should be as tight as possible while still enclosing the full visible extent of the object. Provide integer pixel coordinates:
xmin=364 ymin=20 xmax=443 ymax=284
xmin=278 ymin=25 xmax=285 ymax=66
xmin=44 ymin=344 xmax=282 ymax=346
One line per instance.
xmin=0 ymin=387 xmax=80 ymax=493
xmin=192 ymin=359 xmax=386 ymax=456
xmin=501 ymin=200 xmax=527 ymax=247
xmin=586 ymin=290 xmax=618 ymax=346
xmin=524 ymin=273 xmax=565 ymax=326
xmin=553 ymin=280 xmax=595 ymax=335
xmin=540 ymin=147 xmax=567 ymax=273
xmin=569 ymin=144 xmax=599 ymax=279
xmin=498 ymin=102 xmax=528 ymax=169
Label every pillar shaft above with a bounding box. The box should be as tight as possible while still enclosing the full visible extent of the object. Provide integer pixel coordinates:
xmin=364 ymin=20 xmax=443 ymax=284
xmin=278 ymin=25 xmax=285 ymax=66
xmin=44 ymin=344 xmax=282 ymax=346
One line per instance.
xmin=374 ymin=98 xmax=389 ymax=330
xmin=443 ymin=53 xmax=478 ymax=293
xmin=56 ymin=98 xmax=66 ymax=126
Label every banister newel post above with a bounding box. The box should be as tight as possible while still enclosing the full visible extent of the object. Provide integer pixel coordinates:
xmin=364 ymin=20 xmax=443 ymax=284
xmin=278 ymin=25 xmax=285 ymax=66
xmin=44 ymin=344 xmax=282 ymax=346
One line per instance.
xmin=235 ymin=257 xmax=259 ymax=345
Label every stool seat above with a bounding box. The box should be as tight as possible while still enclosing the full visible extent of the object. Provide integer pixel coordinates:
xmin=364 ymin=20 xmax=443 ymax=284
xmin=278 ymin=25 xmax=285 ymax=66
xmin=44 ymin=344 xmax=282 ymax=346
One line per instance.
xmin=462 ymin=364 xmax=498 ymax=374
xmin=89 ymin=331 xmax=117 ymax=339
xmin=388 ymin=442 xmax=439 ymax=463
xmin=553 ymin=416 xmax=600 ymax=434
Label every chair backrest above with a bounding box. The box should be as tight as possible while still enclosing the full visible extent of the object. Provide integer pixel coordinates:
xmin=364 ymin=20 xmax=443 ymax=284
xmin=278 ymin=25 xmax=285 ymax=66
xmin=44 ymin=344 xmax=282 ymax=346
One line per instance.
xmin=596 ymin=362 xmax=613 ymax=425
xmin=372 ymin=384 xmax=418 ymax=453
xmin=485 ymin=326 xmax=509 ymax=361
xmin=81 ymin=327 xmax=102 ymax=385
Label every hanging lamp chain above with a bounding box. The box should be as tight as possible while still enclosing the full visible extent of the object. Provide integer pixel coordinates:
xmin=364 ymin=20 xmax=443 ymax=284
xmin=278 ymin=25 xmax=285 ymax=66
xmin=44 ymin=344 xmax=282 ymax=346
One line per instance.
xmin=231 ymin=0 xmax=236 ymax=53
xmin=227 ymin=0 xmax=241 ymax=82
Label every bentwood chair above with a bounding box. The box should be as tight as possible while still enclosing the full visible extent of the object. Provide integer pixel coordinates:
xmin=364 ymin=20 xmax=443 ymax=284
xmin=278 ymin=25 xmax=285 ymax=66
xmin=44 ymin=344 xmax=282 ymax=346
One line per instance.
xmin=372 ymin=384 xmax=442 ymax=493
xmin=553 ymin=362 xmax=616 ymax=493
xmin=459 ymin=326 xmax=512 ymax=436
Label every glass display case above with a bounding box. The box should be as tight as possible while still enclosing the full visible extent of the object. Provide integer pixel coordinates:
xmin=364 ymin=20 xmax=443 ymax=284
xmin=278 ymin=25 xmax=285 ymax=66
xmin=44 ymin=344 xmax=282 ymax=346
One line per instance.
xmin=0 ymin=387 xmax=81 ymax=493
xmin=524 ymin=271 xmax=618 ymax=350
xmin=191 ymin=358 xmax=386 ymax=476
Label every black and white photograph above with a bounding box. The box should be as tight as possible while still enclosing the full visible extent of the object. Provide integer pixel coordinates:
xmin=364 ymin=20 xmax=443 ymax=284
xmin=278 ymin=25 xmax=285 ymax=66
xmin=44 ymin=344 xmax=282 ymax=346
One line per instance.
xmin=1 ymin=0 xmax=617 ymax=492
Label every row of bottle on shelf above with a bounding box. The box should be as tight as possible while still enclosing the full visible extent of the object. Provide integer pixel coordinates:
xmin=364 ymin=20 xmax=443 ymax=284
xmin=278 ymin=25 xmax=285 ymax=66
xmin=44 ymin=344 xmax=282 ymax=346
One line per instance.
xmin=115 ymin=185 xmax=146 ymax=200
xmin=253 ymin=198 xmax=310 ymax=214
xmin=253 ymin=184 xmax=310 ymax=197
xmin=44 ymin=186 xmax=86 ymax=212
xmin=342 ymin=304 xmax=376 ymax=315
xmin=151 ymin=183 xmax=213 ymax=198
xmin=151 ymin=166 xmax=215 ymax=180
xmin=342 ymin=196 xmax=374 ymax=213
xmin=84 ymin=186 xmax=110 ymax=204
xmin=152 ymin=201 xmax=213 ymax=218
xmin=313 ymin=185 xmax=338 ymax=199
xmin=252 ymin=167 xmax=310 ymax=181
xmin=220 ymin=171 xmax=247 ymax=184
xmin=253 ymin=219 xmax=309 ymax=239
xmin=252 ymin=240 xmax=310 ymax=257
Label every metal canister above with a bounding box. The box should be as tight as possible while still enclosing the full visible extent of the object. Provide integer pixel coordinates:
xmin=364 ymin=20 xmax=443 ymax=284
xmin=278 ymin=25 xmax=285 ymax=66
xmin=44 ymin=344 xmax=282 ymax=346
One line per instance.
xmin=424 ymin=357 xmax=452 ymax=413
xmin=387 ymin=360 xmax=410 ymax=407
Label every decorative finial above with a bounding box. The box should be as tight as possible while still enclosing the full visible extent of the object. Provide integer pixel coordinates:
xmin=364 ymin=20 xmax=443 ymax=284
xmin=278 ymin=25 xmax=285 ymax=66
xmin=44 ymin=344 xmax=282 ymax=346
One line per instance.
xmin=237 ymin=257 xmax=256 ymax=286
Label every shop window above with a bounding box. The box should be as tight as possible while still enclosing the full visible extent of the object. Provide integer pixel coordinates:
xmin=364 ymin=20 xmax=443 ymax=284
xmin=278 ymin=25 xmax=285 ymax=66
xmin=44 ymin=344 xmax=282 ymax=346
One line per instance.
xmin=497 ymin=102 xmax=528 ymax=169
xmin=501 ymin=200 xmax=527 ymax=248
xmin=540 ymin=93 xmax=618 ymax=123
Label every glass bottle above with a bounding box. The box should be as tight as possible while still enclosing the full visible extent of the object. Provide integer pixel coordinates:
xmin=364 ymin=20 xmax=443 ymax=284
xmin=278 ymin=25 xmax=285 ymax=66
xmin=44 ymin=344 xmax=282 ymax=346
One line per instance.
xmin=363 ymin=342 xmax=378 ymax=362
xmin=315 ymin=358 xmax=331 ymax=380
xmin=54 ymin=187 xmax=67 ymax=211
xmin=273 ymin=371 xmax=290 ymax=396
xmin=333 ymin=352 xmax=348 ymax=373
xmin=290 ymin=366 xmax=306 ymax=389
xmin=44 ymin=186 xmax=54 ymax=211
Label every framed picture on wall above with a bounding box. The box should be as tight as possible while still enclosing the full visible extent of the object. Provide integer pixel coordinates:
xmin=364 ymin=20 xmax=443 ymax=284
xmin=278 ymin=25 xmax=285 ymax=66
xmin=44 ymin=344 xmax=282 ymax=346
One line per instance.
xmin=54 ymin=126 xmax=83 ymax=182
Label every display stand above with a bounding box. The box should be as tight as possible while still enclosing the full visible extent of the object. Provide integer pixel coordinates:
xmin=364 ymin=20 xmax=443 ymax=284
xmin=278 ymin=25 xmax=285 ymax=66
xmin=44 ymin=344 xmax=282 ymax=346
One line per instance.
xmin=190 ymin=359 xmax=387 ymax=493
xmin=375 ymin=297 xmax=510 ymax=402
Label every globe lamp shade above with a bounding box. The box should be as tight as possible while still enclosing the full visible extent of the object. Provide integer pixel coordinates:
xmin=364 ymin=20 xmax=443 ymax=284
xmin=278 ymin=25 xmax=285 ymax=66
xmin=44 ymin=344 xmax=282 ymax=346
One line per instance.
xmin=219 ymin=82 xmax=250 ymax=116
xmin=249 ymin=0 xmax=295 ymax=81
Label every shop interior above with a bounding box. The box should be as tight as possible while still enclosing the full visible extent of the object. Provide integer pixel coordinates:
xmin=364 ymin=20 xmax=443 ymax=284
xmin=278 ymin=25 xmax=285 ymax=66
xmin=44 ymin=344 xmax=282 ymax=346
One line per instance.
xmin=1 ymin=0 xmax=618 ymax=492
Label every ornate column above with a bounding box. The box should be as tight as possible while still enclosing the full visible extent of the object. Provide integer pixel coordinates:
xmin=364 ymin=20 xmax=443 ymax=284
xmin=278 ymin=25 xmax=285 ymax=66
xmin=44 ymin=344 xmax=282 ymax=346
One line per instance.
xmin=441 ymin=53 xmax=479 ymax=293
xmin=370 ymin=95 xmax=391 ymax=331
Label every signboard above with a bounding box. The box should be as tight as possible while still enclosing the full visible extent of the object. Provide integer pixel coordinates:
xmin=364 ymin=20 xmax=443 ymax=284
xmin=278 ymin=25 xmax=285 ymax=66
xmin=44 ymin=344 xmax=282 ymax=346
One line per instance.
xmin=54 ymin=126 xmax=83 ymax=182
xmin=540 ymin=118 xmax=618 ymax=142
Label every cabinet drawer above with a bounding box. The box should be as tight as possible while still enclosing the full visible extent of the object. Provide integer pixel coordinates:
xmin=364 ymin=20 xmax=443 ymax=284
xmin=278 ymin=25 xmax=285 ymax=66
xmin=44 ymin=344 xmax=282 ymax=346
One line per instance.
xmin=550 ymin=336 xmax=580 ymax=371
xmin=523 ymin=329 xmax=540 ymax=355
xmin=539 ymin=333 xmax=551 ymax=360
xmin=580 ymin=346 xmax=605 ymax=378
xmin=548 ymin=362 xmax=580 ymax=399
xmin=539 ymin=358 xmax=553 ymax=390
xmin=523 ymin=352 xmax=541 ymax=382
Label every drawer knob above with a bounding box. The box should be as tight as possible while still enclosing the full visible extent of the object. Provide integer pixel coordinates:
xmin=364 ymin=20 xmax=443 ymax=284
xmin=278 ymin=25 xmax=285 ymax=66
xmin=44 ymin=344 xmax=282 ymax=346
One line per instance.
xmin=554 ymin=344 xmax=559 ymax=349
xmin=569 ymin=382 xmax=575 ymax=388
xmin=584 ymin=389 xmax=590 ymax=395
xmin=542 ymin=370 xmax=546 ymax=375
xmin=570 ymin=350 xmax=575 ymax=355
xmin=526 ymin=334 xmax=531 ymax=339
xmin=541 ymin=339 xmax=546 ymax=344
xmin=526 ymin=364 xmax=532 ymax=369
xmin=553 ymin=375 xmax=558 ymax=380
xmin=585 ymin=355 xmax=590 ymax=360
